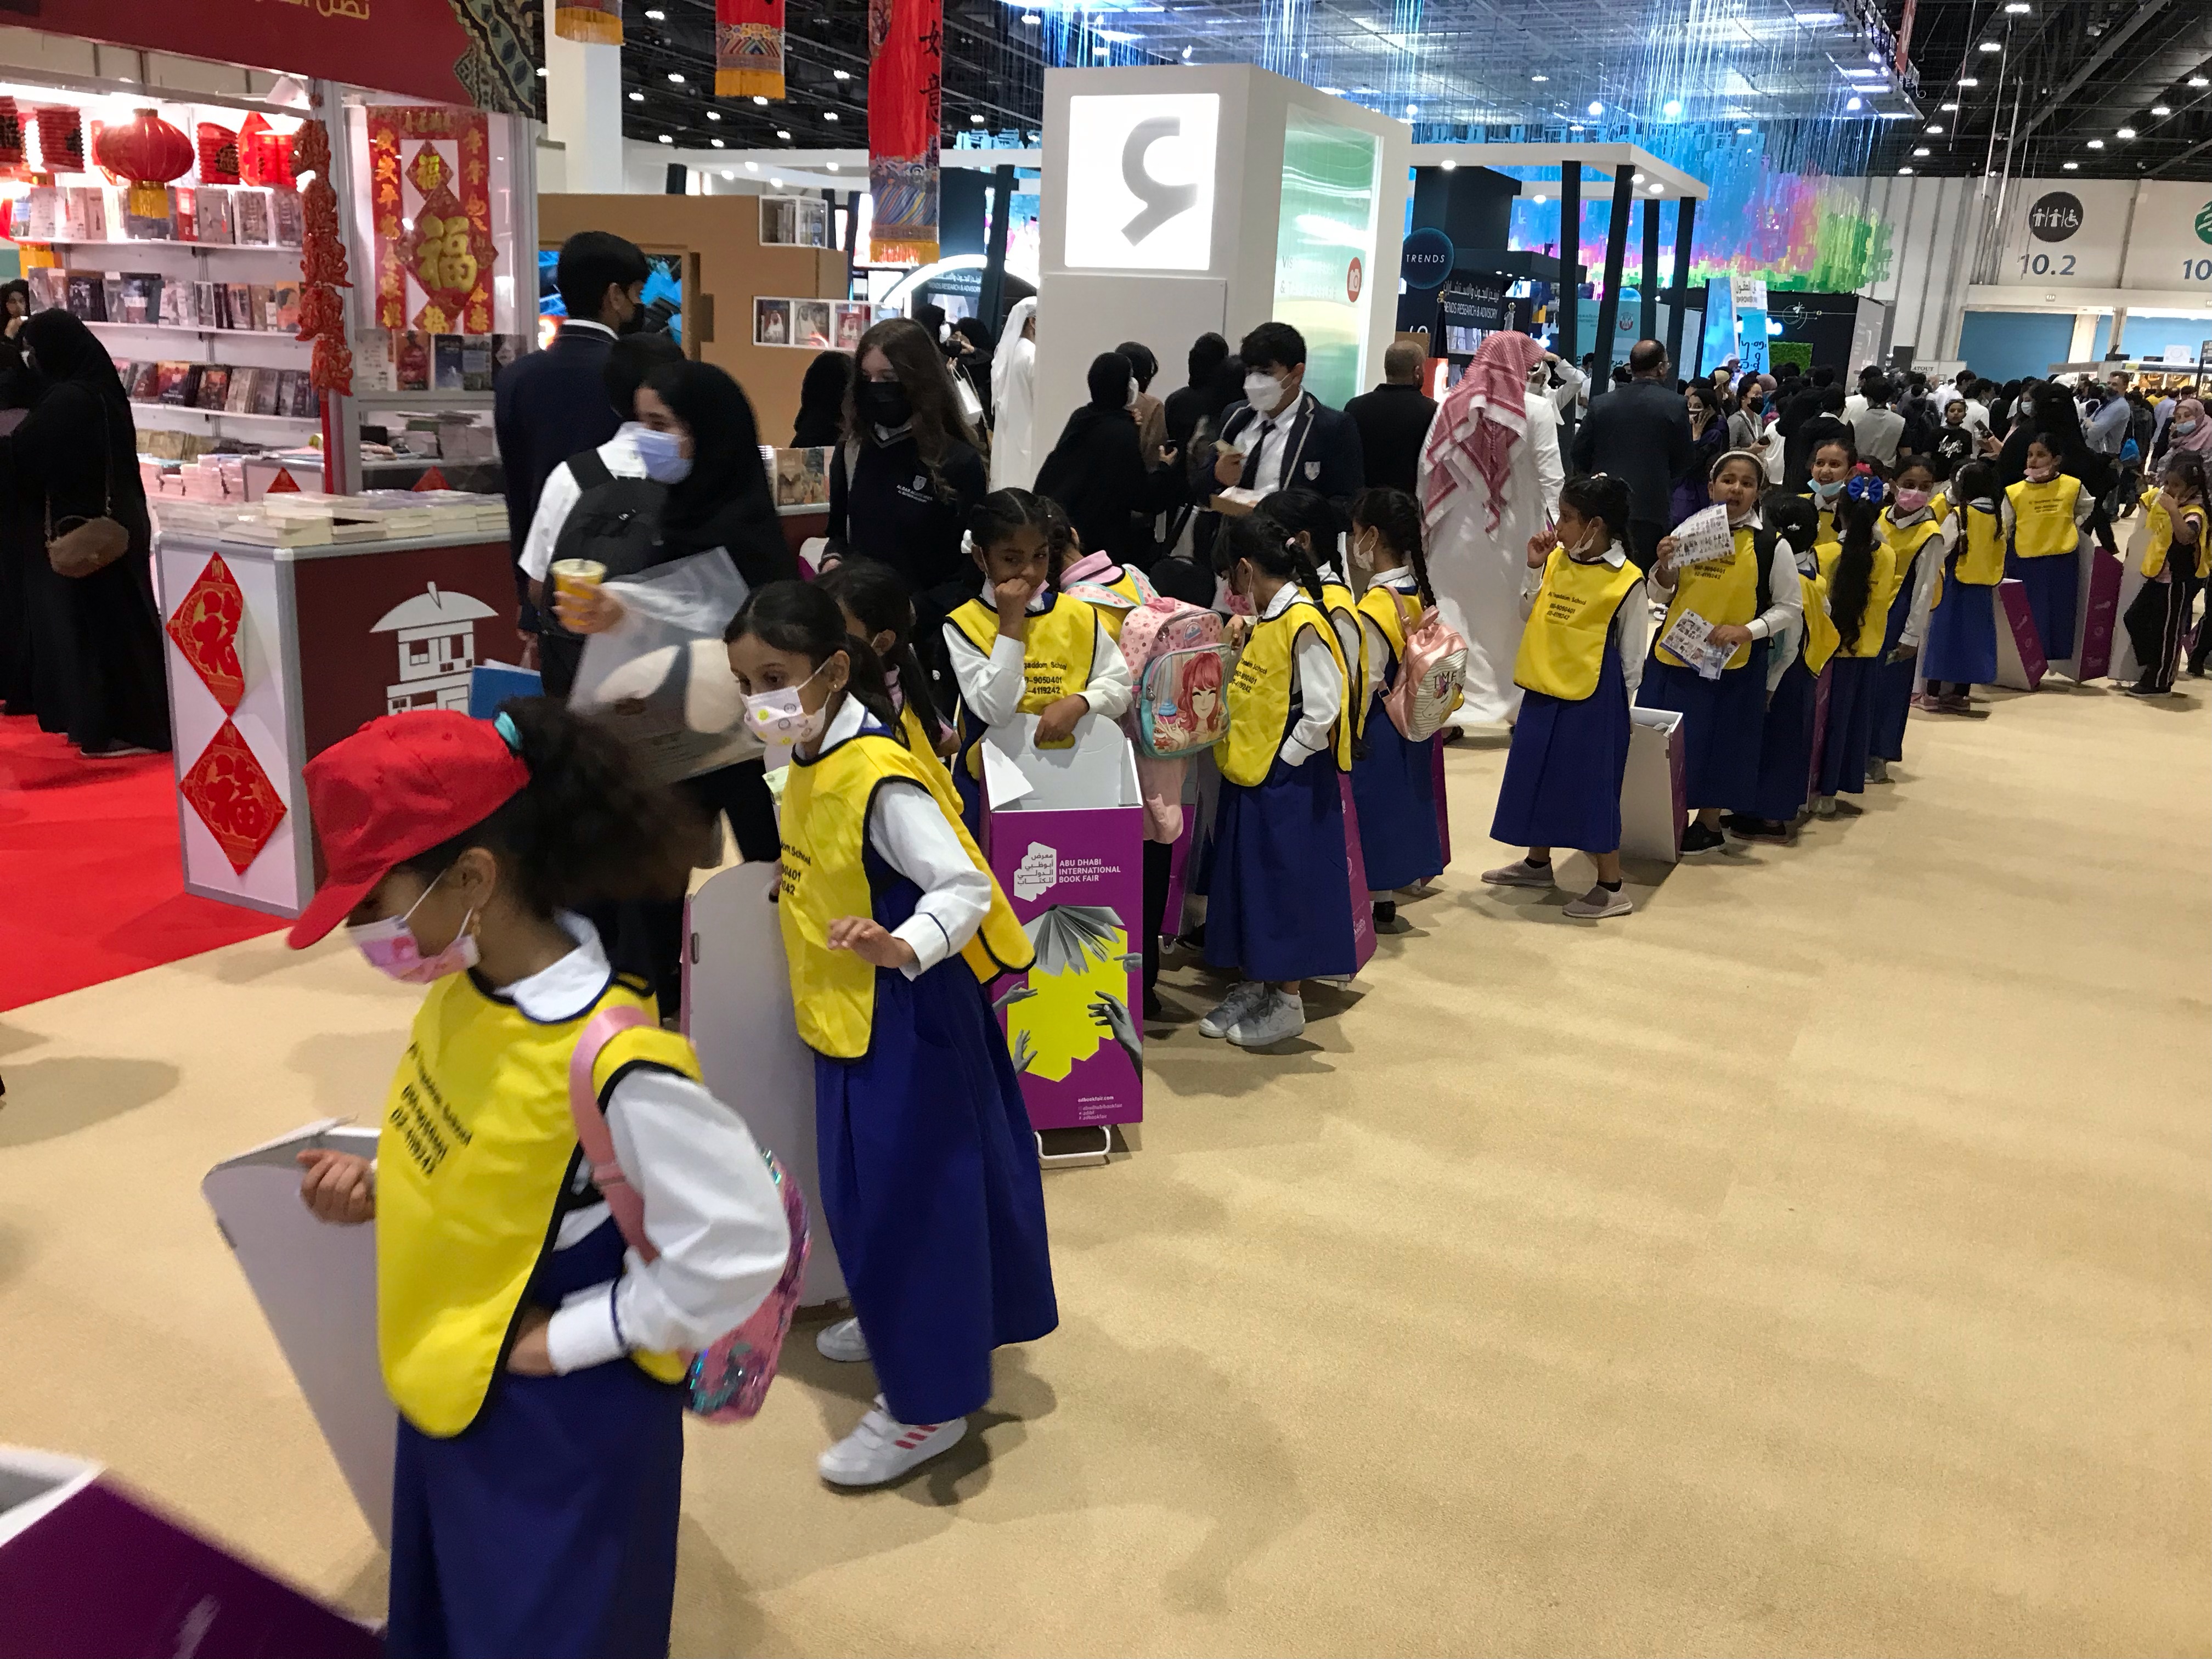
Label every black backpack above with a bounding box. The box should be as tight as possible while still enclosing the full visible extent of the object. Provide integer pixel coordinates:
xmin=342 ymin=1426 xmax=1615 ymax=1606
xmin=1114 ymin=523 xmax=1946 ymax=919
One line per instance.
xmin=548 ymin=449 xmax=667 ymax=627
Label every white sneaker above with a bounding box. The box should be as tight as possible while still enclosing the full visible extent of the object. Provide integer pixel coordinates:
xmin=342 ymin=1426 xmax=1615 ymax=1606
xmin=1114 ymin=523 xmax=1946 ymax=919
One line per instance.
xmin=817 ymin=1397 xmax=967 ymax=1488
xmin=1226 ymin=989 xmax=1306 ymax=1048
xmin=1198 ymin=979 xmax=1266 ymax=1039
xmin=1813 ymin=795 xmax=1838 ymax=818
xmin=815 ymin=1317 xmax=870 ymax=1363
xmin=1867 ymin=757 xmax=1891 ymax=783
xmin=1481 ymin=857 xmax=1556 ymax=888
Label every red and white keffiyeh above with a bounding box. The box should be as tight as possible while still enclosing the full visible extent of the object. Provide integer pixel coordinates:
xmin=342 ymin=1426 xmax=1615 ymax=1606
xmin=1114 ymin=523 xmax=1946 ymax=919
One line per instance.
xmin=1421 ymin=330 xmax=1547 ymax=537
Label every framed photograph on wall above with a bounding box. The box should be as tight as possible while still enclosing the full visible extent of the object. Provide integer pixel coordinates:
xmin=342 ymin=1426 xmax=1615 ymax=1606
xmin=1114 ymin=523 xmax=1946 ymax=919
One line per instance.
xmin=833 ymin=302 xmax=868 ymax=349
xmin=754 ymin=297 xmax=791 ymax=346
xmin=792 ymin=300 xmax=832 ymax=349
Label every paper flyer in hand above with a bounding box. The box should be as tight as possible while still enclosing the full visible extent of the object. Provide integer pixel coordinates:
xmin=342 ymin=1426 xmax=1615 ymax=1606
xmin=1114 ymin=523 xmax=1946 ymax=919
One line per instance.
xmin=1659 ymin=608 xmax=1732 ymax=679
xmin=1670 ymin=504 xmax=1737 ymax=567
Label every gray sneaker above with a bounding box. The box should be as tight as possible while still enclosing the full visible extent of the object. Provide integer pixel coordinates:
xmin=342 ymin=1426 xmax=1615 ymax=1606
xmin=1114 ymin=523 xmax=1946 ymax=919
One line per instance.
xmin=1481 ymin=857 xmax=1556 ymax=888
xmin=1226 ymin=989 xmax=1306 ymax=1048
xmin=1198 ymin=979 xmax=1267 ymax=1039
xmin=1562 ymin=883 xmax=1633 ymax=919
xmin=1867 ymin=757 xmax=1891 ymax=783
xmin=815 ymin=1317 xmax=870 ymax=1363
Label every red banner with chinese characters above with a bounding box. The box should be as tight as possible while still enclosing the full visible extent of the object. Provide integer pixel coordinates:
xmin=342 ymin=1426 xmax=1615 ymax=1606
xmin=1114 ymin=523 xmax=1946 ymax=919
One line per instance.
xmin=367 ymin=106 xmax=495 ymax=335
xmin=717 ymin=0 xmax=786 ymax=99
xmin=26 ymin=0 xmax=537 ymax=117
xmin=867 ymin=0 xmax=940 ymax=264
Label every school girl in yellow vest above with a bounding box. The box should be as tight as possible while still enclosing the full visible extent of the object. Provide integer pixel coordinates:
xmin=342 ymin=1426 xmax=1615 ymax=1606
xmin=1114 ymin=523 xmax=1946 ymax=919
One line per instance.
xmin=289 ymin=704 xmax=792 ymax=1659
xmin=1813 ymin=480 xmax=1903 ymax=811
xmin=1805 ymin=433 xmax=1855 ymax=544
xmin=1192 ymin=512 xmax=1358 ymax=1048
xmin=1868 ymin=455 xmax=1950 ymax=774
xmin=1918 ymin=459 xmax=2005 ymax=712
xmin=1638 ymin=449 xmax=1805 ymax=857
xmin=1482 ymin=473 xmax=1650 ymax=918
xmin=1257 ymin=487 xmax=1371 ymax=716
xmin=943 ymin=488 xmax=1131 ymax=833
xmin=2122 ymin=451 xmax=2209 ymax=698
xmin=815 ymin=556 xmax=959 ymax=783
xmin=1730 ymin=491 xmax=1837 ymax=841
xmin=1346 ymin=486 xmax=1448 ymax=926
xmin=2001 ymin=435 xmax=2094 ymax=665
xmin=726 ymin=580 xmax=1057 ymax=1487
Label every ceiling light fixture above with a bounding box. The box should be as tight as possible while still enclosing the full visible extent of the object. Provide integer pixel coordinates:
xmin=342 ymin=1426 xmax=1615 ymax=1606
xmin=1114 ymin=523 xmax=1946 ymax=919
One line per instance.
xmin=711 ymin=137 xmax=725 ymax=147
xmin=2192 ymin=76 xmax=2211 ymax=89
xmin=834 ymin=68 xmax=852 ymax=79
xmin=1531 ymin=74 xmax=1548 ymax=83
xmin=1632 ymin=170 xmax=1646 ymax=181
xmin=667 ymin=71 xmax=685 ymax=83
xmin=776 ymin=128 xmax=791 ymax=138
xmin=972 ymin=112 xmax=986 ymax=123
xmin=753 ymin=94 xmax=768 ymax=105
xmin=536 ymin=66 xmax=550 ymax=77
xmin=1662 ymin=98 xmax=1682 ymax=116
xmin=1737 ymin=125 xmax=1754 ymax=134
xmin=2117 ymin=126 xmax=2136 ymax=138
xmin=1404 ymin=102 xmax=1418 ymax=116
xmin=823 ymin=110 xmax=839 ymax=121
xmin=1927 ymin=123 xmax=1942 ymax=132
xmin=1914 ymin=146 xmax=1929 ymax=155
xmin=706 ymin=110 xmax=721 ymax=121
xmin=827 ymin=162 xmax=839 ymax=171
xmin=628 ymin=89 xmax=645 ymax=101
xmin=1532 ymin=191 xmax=1547 ymax=202
xmin=644 ymin=5 xmax=664 ymax=14
xmin=1977 ymin=39 xmax=2001 ymax=52
xmin=2087 ymin=137 xmax=2104 ymax=148
xmin=1898 ymin=164 xmax=1913 ymax=173
xmin=771 ymin=177 xmax=783 ymax=187
xmin=1957 ymin=77 xmax=1979 ymax=87
xmin=1093 ymin=43 xmax=1109 ymax=54
xmin=1182 ymin=45 xmax=1193 ymax=57
xmin=1846 ymin=95 xmax=1862 ymax=110
xmin=1020 ymin=10 xmax=1040 ymax=20
xmin=657 ymin=134 xmax=673 ymax=144
xmin=1646 ymin=183 xmax=1663 ymax=194
xmin=1587 ymin=100 xmax=1604 ymax=115
xmin=722 ymin=169 xmax=735 ymax=179
xmin=2062 ymin=159 xmax=2079 ymax=170
xmin=1940 ymin=101 xmax=1959 ymax=110
xmin=2151 ymin=104 xmax=2171 ymax=116
xmin=1440 ymin=157 xmax=1458 ymax=170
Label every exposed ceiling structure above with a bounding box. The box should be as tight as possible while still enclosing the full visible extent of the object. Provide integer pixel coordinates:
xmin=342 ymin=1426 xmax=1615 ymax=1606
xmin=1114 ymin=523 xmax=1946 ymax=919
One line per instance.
xmin=605 ymin=0 xmax=2212 ymax=183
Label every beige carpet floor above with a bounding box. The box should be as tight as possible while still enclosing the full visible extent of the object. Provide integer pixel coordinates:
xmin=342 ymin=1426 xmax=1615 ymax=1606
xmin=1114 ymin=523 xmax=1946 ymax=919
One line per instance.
xmin=2 ymin=679 xmax=2207 ymax=1657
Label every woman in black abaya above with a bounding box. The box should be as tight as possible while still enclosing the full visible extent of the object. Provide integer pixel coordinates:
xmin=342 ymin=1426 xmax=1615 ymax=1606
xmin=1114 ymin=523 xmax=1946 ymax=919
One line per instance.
xmin=2 ymin=310 xmax=170 ymax=754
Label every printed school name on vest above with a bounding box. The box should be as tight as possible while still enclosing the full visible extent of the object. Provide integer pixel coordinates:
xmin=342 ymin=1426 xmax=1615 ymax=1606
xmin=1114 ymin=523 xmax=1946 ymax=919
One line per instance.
xmin=387 ymin=1042 xmax=474 ymax=1180
xmin=1023 ymin=660 xmax=1073 ymax=702
xmin=1542 ymin=588 xmax=1597 ymax=625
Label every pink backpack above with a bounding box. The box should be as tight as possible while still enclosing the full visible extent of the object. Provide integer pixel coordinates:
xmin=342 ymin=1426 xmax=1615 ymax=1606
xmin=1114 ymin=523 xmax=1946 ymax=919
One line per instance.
xmin=1380 ymin=590 xmax=1469 ymax=742
xmin=568 ymin=1005 xmax=809 ymax=1422
xmin=1116 ymin=595 xmax=1235 ymax=759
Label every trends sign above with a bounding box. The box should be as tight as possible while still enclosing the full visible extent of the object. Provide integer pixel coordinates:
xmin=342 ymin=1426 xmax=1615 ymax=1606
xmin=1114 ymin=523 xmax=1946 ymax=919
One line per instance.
xmin=1063 ymin=92 xmax=1219 ymax=272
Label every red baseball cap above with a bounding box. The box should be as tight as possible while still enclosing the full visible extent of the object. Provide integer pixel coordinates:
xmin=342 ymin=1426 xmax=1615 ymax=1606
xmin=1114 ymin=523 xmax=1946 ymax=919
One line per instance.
xmin=288 ymin=711 xmax=531 ymax=948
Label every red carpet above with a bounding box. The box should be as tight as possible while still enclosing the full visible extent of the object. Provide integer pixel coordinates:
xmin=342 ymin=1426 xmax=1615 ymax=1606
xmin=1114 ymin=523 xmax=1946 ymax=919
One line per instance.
xmin=0 ymin=714 xmax=284 ymax=1012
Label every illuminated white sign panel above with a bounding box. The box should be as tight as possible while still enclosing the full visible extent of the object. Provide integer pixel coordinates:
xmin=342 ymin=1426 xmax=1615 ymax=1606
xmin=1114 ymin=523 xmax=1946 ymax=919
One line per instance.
xmin=1063 ymin=92 xmax=1218 ymax=272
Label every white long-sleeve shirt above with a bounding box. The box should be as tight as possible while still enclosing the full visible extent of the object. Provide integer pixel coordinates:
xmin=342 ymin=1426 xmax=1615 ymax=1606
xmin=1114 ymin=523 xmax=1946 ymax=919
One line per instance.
xmin=1888 ymin=505 xmax=1956 ymax=651
xmin=1525 ymin=389 xmax=1566 ymax=521
xmin=943 ymin=593 xmax=1132 ymax=727
xmin=520 ymin=423 xmax=650 ymax=584
xmin=1515 ymin=540 xmax=1651 ymax=695
xmin=1647 ymin=506 xmax=1804 ymax=651
xmin=518 ymin=918 xmax=793 ymax=1376
xmin=1252 ymin=580 xmax=1344 ymax=765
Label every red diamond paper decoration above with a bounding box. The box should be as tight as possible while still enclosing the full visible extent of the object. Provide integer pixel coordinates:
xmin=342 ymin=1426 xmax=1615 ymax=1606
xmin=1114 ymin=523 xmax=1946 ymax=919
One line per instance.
xmin=166 ymin=552 xmax=247 ymax=714
xmin=405 ymin=143 xmax=447 ymax=195
xmin=179 ymin=719 xmax=287 ymax=874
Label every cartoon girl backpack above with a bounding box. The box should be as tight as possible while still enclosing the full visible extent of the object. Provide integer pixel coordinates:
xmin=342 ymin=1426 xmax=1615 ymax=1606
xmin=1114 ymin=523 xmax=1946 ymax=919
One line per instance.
xmin=1116 ymin=595 xmax=1235 ymax=759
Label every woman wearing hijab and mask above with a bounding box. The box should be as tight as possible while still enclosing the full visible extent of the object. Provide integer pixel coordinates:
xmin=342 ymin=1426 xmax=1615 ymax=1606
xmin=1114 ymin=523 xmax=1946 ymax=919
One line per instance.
xmin=988 ymin=297 xmax=1038 ymax=492
xmin=950 ymin=317 xmax=995 ymax=428
xmin=553 ymin=358 xmax=799 ymax=1014
xmin=0 ymin=310 xmax=169 ymax=755
xmin=1032 ymin=351 xmax=1180 ymax=566
xmin=0 ymin=279 xmax=40 ymax=714
xmin=792 ymin=348 xmax=852 ymax=448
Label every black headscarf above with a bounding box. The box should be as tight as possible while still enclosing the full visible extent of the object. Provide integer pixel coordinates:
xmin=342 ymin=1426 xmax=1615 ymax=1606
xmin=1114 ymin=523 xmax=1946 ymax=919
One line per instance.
xmin=643 ymin=359 xmax=799 ymax=588
xmin=14 ymin=310 xmax=143 ymax=529
xmin=792 ymin=349 xmax=851 ymax=447
xmin=0 ymin=280 xmax=35 ymax=410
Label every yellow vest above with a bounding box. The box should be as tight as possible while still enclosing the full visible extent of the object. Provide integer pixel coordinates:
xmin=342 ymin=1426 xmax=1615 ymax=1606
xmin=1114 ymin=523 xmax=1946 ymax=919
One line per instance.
xmin=1803 ymin=495 xmax=1837 ymax=547
xmin=2005 ymin=475 xmax=2082 ymax=558
xmin=1834 ymin=542 xmax=1903 ymax=659
xmin=1513 ymin=550 xmax=1643 ymax=701
xmin=1221 ymin=595 xmax=1352 ymax=786
xmin=1354 ymin=577 xmax=1418 ymax=667
xmin=949 ymin=593 xmax=1101 ymax=778
xmin=1656 ymin=523 xmax=1768 ymax=671
xmin=895 ymin=699 xmax=957 ymax=792
xmin=1879 ymin=509 xmax=1945 ymax=584
xmin=1797 ymin=561 xmax=1841 ymax=674
xmin=377 ymin=973 xmax=692 ymax=1438
xmin=1317 ymin=579 xmax=1368 ymax=737
xmin=778 ymin=722 xmax=1032 ymax=1060
xmin=1932 ymin=505 xmax=2004 ymax=607
xmin=2138 ymin=490 xmax=2211 ymax=579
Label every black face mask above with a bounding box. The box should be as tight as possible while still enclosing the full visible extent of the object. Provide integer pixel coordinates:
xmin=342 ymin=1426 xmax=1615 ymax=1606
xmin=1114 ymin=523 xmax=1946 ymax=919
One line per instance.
xmin=857 ymin=379 xmax=912 ymax=430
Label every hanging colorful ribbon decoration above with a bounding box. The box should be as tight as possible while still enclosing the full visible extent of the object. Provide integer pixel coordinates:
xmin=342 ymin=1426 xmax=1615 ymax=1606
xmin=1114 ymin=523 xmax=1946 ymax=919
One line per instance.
xmin=867 ymin=0 xmax=941 ymax=265
xmin=552 ymin=0 xmax=623 ymax=44
xmin=716 ymin=0 xmax=786 ymax=99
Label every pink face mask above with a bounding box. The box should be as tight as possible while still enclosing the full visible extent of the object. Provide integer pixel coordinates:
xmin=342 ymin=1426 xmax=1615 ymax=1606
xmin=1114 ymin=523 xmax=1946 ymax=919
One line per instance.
xmin=345 ymin=871 xmax=480 ymax=984
xmin=1894 ymin=487 xmax=1931 ymax=514
xmin=2025 ymin=459 xmax=2057 ymax=483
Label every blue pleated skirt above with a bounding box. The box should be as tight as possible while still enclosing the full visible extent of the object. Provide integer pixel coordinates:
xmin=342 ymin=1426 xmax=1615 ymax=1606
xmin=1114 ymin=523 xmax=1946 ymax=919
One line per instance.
xmin=1751 ymin=652 xmax=1817 ymax=822
xmin=815 ymin=871 xmax=1058 ymax=1426
xmin=1634 ymin=640 xmax=1768 ymax=813
xmin=2006 ymin=550 xmax=2080 ymax=664
xmin=1921 ymin=558 xmax=1998 ymax=686
xmin=1350 ymin=678 xmax=1445 ymax=891
xmin=1490 ymin=646 xmax=1630 ymax=853
xmin=1201 ymin=739 xmax=1359 ymax=984
xmin=387 ymin=1219 xmax=685 ymax=1659
xmin=1816 ymin=654 xmax=1878 ymax=796
xmin=1870 ymin=573 xmax=1918 ymax=764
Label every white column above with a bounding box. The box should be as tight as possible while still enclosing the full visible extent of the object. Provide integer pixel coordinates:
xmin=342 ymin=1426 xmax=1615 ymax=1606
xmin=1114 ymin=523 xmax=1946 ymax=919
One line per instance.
xmin=545 ymin=30 xmax=627 ymax=195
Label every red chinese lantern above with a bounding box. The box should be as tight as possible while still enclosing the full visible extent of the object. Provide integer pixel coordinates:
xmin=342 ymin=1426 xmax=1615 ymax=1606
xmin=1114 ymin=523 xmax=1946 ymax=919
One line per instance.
xmin=197 ymin=121 xmax=240 ymax=185
xmin=33 ymin=105 xmax=83 ymax=173
xmin=93 ymin=108 xmax=193 ymax=217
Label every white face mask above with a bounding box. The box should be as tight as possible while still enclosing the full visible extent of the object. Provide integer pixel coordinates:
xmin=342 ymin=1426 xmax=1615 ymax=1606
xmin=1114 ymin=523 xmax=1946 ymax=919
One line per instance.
xmin=1125 ymin=378 xmax=1138 ymax=410
xmin=740 ymin=659 xmax=836 ymax=745
xmin=1244 ymin=371 xmax=1286 ymax=414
